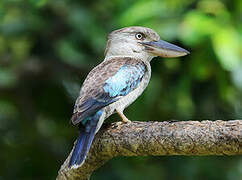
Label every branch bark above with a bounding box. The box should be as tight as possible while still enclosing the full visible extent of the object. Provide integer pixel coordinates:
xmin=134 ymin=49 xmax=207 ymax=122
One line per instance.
xmin=57 ymin=120 xmax=242 ymax=180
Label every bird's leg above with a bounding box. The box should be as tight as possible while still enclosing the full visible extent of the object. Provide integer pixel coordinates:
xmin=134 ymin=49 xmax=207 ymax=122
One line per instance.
xmin=115 ymin=109 xmax=131 ymax=123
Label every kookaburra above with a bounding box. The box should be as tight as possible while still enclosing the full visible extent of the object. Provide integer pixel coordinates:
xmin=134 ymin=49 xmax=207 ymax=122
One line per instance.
xmin=68 ymin=26 xmax=189 ymax=168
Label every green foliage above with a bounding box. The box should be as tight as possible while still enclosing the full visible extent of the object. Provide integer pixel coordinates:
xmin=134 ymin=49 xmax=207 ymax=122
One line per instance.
xmin=0 ymin=0 xmax=241 ymax=179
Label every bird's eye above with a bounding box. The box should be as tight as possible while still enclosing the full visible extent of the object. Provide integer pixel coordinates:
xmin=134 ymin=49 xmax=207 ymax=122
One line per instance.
xmin=135 ymin=33 xmax=144 ymax=40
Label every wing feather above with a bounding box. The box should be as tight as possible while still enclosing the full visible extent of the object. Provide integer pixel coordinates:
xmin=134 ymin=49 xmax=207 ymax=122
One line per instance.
xmin=71 ymin=57 xmax=146 ymax=125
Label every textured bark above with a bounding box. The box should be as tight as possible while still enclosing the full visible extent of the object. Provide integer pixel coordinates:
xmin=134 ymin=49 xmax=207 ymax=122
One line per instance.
xmin=57 ymin=120 xmax=242 ymax=180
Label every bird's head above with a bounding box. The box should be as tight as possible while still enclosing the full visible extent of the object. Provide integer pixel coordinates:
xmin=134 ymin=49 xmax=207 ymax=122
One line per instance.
xmin=104 ymin=26 xmax=189 ymax=61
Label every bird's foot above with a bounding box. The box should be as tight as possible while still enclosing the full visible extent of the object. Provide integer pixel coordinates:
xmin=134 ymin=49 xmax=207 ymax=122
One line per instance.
xmin=116 ymin=109 xmax=131 ymax=124
xmin=121 ymin=116 xmax=131 ymax=124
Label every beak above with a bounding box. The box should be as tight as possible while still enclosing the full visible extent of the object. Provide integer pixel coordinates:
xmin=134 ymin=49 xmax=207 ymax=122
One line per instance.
xmin=140 ymin=39 xmax=190 ymax=58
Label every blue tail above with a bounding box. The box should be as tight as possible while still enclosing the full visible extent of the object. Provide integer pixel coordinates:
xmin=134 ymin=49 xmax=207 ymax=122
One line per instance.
xmin=68 ymin=110 xmax=102 ymax=168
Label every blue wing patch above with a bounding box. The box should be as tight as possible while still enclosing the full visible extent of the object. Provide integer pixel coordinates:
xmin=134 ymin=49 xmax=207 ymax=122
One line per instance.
xmin=103 ymin=64 xmax=146 ymax=97
xmin=71 ymin=60 xmax=146 ymax=125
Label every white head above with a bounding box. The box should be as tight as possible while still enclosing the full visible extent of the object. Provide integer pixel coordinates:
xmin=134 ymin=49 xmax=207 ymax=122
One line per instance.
xmin=104 ymin=26 xmax=189 ymax=61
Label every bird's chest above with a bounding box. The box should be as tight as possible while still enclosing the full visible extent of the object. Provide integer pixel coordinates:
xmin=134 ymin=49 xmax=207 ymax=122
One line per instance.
xmin=104 ymin=63 xmax=151 ymax=117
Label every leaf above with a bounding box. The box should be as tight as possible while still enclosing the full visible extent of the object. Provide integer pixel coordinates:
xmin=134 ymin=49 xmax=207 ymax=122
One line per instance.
xmin=212 ymin=27 xmax=242 ymax=71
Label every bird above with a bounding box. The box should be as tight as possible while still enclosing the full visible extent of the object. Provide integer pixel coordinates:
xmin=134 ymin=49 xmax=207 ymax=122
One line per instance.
xmin=68 ymin=26 xmax=189 ymax=168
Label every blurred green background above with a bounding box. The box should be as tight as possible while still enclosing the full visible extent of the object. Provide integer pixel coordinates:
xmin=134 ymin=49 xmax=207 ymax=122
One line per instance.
xmin=0 ymin=0 xmax=241 ymax=179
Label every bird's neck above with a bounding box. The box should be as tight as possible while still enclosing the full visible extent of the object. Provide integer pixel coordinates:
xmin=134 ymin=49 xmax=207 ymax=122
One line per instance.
xmin=104 ymin=54 xmax=153 ymax=63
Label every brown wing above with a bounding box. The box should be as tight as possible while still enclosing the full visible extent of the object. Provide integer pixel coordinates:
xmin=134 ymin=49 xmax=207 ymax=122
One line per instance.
xmin=71 ymin=57 xmax=145 ymax=125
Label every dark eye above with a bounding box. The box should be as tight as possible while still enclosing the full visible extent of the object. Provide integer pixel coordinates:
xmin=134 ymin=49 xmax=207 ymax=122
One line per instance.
xmin=135 ymin=33 xmax=145 ymax=40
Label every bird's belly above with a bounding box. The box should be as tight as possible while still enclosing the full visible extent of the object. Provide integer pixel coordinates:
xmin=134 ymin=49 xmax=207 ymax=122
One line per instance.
xmin=95 ymin=63 xmax=151 ymax=133
xmin=105 ymin=71 xmax=151 ymax=118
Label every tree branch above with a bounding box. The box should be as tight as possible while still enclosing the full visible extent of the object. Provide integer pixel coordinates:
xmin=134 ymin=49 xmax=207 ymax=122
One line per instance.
xmin=56 ymin=120 xmax=242 ymax=180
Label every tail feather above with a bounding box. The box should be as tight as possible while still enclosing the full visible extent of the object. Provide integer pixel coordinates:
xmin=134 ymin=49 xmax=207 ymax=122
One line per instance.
xmin=68 ymin=110 xmax=102 ymax=168
xmin=69 ymin=128 xmax=96 ymax=167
